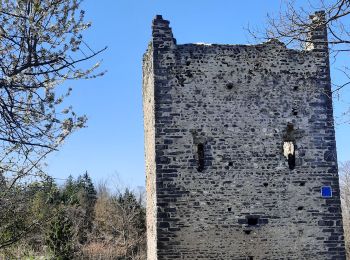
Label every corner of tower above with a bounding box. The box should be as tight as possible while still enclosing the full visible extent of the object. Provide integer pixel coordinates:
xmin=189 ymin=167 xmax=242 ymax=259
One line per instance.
xmin=306 ymin=10 xmax=331 ymax=96
xmin=152 ymin=15 xmax=177 ymax=48
xmin=305 ymin=11 xmax=328 ymax=53
xmin=142 ymin=15 xmax=177 ymax=260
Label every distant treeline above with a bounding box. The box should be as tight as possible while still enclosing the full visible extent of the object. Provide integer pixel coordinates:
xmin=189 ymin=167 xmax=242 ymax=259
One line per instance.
xmin=0 ymin=172 xmax=146 ymax=259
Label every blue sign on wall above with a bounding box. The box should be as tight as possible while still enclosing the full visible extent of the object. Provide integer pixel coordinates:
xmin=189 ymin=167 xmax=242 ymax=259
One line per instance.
xmin=321 ymin=186 xmax=332 ymax=198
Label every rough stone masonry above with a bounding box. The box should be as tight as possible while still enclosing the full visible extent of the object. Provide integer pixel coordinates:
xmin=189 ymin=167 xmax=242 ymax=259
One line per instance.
xmin=142 ymin=11 xmax=346 ymax=260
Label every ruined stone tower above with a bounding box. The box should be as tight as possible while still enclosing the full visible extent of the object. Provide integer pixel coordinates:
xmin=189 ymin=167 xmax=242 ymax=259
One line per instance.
xmin=143 ymin=12 xmax=345 ymax=259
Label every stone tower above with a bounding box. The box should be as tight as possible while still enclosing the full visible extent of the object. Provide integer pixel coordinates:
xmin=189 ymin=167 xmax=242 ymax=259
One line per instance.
xmin=142 ymin=12 xmax=345 ymax=259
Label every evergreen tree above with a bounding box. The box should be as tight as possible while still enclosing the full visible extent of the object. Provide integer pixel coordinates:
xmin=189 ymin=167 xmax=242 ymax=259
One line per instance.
xmin=46 ymin=210 xmax=74 ymax=260
xmin=76 ymin=171 xmax=97 ymax=244
xmin=77 ymin=171 xmax=97 ymax=207
xmin=58 ymin=173 xmax=97 ymax=245
xmin=61 ymin=175 xmax=79 ymax=205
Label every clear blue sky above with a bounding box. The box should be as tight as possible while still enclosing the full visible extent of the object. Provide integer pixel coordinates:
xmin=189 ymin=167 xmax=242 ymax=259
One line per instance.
xmin=46 ymin=0 xmax=350 ymax=187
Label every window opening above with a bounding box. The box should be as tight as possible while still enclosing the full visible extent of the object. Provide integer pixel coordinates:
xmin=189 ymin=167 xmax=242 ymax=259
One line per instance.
xmin=283 ymin=124 xmax=296 ymax=170
xmin=283 ymin=141 xmax=295 ymax=170
xmin=247 ymin=216 xmax=259 ymax=226
xmin=288 ymin=151 xmax=296 ymax=170
xmin=197 ymin=143 xmax=204 ymax=172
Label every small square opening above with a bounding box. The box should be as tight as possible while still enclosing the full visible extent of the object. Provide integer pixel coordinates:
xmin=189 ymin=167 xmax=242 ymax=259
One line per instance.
xmin=247 ymin=216 xmax=259 ymax=226
xmin=226 ymin=83 xmax=234 ymax=90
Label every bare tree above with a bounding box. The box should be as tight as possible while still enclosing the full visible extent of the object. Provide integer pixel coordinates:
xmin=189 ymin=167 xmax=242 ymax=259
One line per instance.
xmin=89 ymin=183 xmax=146 ymax=260
xmin=248 ymin=0 xmax=350 ymax=121
xmin=340 ymin=161 xmax=350 ymax=258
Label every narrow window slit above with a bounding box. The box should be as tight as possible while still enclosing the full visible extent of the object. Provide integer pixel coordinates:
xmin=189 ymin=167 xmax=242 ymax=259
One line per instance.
xmin=197 ymin=143 xmax=205 ymax=172
xmin=283 ymin=124 xmax=296 ymax=170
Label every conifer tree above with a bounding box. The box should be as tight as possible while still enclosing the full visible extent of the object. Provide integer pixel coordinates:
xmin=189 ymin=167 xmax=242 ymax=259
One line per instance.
xmin=46 ymin=210 xmax=74 ymax=260
xmin=76 ymin=171 xmax=97 ymax=244
xmin=61 ymin=175 xmax=79 ymax=205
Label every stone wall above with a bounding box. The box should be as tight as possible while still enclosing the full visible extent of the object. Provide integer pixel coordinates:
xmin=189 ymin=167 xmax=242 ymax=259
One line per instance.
xmin=142 ymin=13 xmax=345 ymax=259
